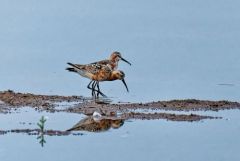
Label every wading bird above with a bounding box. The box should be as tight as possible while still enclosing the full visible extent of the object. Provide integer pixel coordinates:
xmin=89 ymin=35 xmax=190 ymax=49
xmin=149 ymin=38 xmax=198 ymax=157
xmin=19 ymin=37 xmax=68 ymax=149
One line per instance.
xmin=70 ymin=51 xmax=131 ymax=93
xmin=66 ymin=62 xmax=129 ymax=97
xmin=66 ymin=51 xmax=131 ymax=97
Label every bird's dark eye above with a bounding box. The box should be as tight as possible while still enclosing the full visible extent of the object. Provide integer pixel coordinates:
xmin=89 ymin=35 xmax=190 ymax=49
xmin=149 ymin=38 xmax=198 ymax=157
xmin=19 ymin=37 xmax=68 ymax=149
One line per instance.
xmin=120 ymin=72 xmax=125 ymax=77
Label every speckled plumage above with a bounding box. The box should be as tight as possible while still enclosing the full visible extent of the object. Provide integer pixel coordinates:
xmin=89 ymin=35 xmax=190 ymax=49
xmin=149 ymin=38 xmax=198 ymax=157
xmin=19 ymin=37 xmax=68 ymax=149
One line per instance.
xmin=66 ymin=51 xmax=130 ymax=97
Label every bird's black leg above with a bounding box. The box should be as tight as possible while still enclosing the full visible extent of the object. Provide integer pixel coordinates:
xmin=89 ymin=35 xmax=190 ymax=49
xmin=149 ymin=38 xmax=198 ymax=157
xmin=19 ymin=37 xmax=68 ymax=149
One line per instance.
xmin=87 ymin=80 xmax=93 ymax=90
xmin=96 ymin=81 xmax=106 ymax=97
xmin=87 ymin=80 xmax=103 ymax=96
xmin=96 ymin=81 xmax=100 ymax=97
xmin=87 ymin=80 xmax=106 ymax=98
xmin=88 ymin=80 xmax=95 ymax=97
xmin=91 ymin=81 xmax=97 ymax=97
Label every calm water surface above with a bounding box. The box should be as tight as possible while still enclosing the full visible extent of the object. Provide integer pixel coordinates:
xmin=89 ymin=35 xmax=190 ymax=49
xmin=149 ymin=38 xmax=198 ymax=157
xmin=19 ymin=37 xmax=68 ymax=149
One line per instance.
xmin=0 ymin=0 xmax=240 ymax=102
xmin=0 ymin=108 xmax=240 ymax=161
xmin=0 ymin=0 xmax=240 ymax=161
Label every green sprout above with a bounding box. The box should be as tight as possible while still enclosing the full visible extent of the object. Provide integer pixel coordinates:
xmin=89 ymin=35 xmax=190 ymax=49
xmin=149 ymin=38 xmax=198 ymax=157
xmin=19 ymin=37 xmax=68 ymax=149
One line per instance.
xmin=37 ymin=116 xmax=47 ymax=147
xmin=37 ymin=116 xmax=47 ymax=132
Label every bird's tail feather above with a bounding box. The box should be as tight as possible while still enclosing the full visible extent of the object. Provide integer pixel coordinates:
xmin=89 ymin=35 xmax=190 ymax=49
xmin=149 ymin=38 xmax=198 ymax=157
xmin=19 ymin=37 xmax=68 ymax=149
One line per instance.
xmin=67 ymin=62 xmax=83 ymax=70
xmin=66 ymin=67 xmax=77 ymax=72
xmin=66 ymin=62 xmax=91 ymax=78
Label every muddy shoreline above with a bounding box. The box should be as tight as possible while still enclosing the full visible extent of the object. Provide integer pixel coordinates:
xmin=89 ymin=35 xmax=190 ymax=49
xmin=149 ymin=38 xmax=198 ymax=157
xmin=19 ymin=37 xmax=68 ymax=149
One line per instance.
xmin=0 ymin=90 xmax=239 ymax=123
xmin=0 ymin=90 xmax=237 ymax=136
xmin=1 ymin=90 xmax=239 ymax=112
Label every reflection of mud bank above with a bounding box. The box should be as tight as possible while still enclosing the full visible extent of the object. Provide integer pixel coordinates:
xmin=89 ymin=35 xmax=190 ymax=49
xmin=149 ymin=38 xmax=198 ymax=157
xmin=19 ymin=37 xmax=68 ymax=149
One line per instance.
xmin=0 ymin=129 xmax=83 ymax=136
xmin=120 ymin=112 xmax=220 ymax=122
xmin=67 ymin=113 xmax=219 ymax=133
xmin=0 ymin=112 xmax=216 ymax=136
xmin=0 ymin=103 xmax=9 ymax=114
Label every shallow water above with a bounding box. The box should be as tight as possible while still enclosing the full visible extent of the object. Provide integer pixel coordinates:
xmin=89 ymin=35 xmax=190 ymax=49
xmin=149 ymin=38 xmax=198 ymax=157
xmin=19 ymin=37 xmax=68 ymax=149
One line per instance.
xmin=1 ymin=0 xmax=240 ymax=160
xmin=0 ymin=0 xmax=240 ymax=102
xmin=0 ymin=108 xmax=240 ymax=161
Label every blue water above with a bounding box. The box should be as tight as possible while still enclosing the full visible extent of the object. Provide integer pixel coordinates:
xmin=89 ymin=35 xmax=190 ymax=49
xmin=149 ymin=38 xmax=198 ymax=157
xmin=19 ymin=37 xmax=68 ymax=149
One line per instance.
xmin=0 ymin=108 xmax=240 ymax=161
xmin=0 ymin=0 xmax=240 ymax=102
xmin=0 ymin=1 xmax=240 ymax=161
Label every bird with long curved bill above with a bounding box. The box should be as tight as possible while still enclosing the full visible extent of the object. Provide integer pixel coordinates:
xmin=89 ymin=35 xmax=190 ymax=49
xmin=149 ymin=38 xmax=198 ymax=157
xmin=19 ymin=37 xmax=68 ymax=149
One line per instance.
xmin=66 ymin=51 xmax=131 ymax=98
xmin=66 ymin=62 xmax=129 ymax=98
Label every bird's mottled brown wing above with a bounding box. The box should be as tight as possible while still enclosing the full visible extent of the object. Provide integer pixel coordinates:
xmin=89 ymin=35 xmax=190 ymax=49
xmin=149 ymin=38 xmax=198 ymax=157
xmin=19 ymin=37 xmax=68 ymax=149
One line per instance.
xmin=95 ymin=65 xmax=112 ymax=81
xmin=83 ymin=63 xmax=110 ymax=75
xmin=67 ymin=62 xmax=112 ymax=80
xmin=90 ymin=59 xmax=110 ymax=66
xmin=70 ymin=63 xmax=101 ymax=74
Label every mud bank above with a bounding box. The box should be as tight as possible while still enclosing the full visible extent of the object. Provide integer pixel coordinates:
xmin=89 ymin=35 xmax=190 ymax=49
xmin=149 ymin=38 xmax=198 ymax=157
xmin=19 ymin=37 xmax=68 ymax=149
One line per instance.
xmin=1 ymin=90 xmax=239 ymax=112
xmin=105 ymin=99 xmax=240 ymax=111
xmin=0 ymin=90 xmax=234 ymax=136
xmin=0 ymin=90 xmax=85 ymax=111
xmin=0 ymin=90 xmax=238 ymax=124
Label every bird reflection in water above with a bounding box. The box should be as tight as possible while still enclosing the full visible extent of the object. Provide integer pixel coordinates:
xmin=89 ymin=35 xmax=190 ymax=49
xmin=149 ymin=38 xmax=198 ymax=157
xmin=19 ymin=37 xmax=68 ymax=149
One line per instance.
xmin=67 ymin=114 xmax=124 ymax=132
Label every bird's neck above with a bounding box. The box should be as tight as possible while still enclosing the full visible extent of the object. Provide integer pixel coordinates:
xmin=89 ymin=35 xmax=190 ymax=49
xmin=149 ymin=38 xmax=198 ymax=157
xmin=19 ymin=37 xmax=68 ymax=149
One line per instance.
xmin=107 ymin=60 xmax=118 ymax=70
xmin=111 ymin=62 xmax=118 ymax=70
xmin=109 ymin=57 xmax=120 ymax=63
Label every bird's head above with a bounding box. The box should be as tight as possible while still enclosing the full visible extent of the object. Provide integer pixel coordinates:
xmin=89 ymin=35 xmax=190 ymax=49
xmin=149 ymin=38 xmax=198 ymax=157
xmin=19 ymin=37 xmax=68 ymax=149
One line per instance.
xmin=111 ymin=70 xmax=129 ymax=92
xmin=110 ymin=51 xmax=131 ymax=66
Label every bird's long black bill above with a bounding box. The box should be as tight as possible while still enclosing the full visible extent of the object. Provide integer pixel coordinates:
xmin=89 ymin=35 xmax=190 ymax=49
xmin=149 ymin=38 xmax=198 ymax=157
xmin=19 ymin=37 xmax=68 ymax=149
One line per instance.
xmin=122 ymin=79 xmax=129 ymax=92
xmin=120 ymin=57 xmax=131 ymax=66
